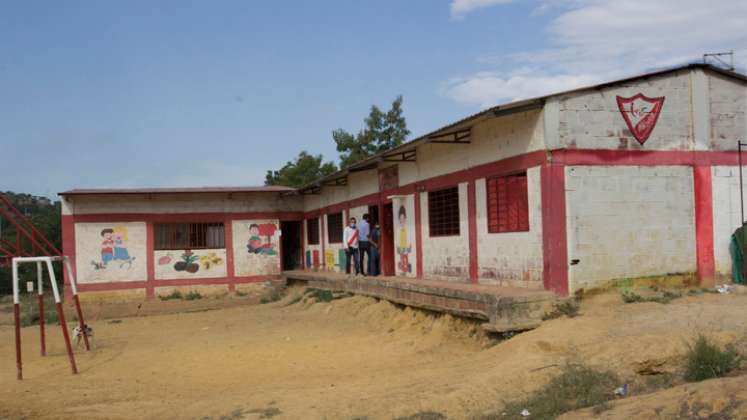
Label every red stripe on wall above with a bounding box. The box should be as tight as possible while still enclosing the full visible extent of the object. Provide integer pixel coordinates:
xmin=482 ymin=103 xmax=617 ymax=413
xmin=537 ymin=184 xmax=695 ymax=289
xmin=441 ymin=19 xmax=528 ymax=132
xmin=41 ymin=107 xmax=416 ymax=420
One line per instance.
xmin=541 ymin=162 xmax=569 ymax=296
xmin=467 ymin=179 xmax=478 ymax=283
xmin=76 ymin=275 xmax=279 ymax=293
xmin=694 ymin=165 xmax=716 ymax=286
xmin=71 ymin=211 xmax=304 ymax=224
xmin=414 ymin=189 xmax=423 ymax=279
xmin=146 ymin=222 xmax=155 ymax=298
xmin=224 ymin=216 xmax=236 ymax=292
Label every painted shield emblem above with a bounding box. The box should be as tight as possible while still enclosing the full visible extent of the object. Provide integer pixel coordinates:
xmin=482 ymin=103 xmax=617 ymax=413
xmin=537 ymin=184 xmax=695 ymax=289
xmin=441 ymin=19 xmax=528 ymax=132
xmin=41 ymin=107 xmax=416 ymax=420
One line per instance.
xmin=616 ymin=93 xmax=665 ymax=145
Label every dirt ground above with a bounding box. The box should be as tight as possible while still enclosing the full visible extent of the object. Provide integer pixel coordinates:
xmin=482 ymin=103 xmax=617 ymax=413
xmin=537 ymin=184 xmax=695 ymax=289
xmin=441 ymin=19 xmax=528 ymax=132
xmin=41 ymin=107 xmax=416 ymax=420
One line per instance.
xmin=2 ymin=287 xmax=747 ymax=419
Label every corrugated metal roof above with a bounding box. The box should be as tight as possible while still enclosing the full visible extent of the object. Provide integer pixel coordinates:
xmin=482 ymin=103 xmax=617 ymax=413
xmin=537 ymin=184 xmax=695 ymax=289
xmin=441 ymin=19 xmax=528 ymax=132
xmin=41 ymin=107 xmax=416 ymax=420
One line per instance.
xmin=295 ymin=63 xmax=747 ymax=192
xmin=59 ymin=186 xmax=294 ymax=196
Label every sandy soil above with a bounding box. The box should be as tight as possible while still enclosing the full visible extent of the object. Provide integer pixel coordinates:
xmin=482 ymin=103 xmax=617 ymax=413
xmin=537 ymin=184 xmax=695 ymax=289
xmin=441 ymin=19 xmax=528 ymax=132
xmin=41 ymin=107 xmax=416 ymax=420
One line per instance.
xmin=1 ymin=288 xmax=747 ymax=419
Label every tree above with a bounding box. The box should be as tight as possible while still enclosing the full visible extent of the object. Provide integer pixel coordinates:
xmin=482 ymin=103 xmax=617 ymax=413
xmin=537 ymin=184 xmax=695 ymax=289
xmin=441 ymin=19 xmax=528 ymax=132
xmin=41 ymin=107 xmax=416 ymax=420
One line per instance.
xmin=265 ymin=151 xmax=338 ymax=188
xmin=333 ymin=95 xmax=410 ymax=168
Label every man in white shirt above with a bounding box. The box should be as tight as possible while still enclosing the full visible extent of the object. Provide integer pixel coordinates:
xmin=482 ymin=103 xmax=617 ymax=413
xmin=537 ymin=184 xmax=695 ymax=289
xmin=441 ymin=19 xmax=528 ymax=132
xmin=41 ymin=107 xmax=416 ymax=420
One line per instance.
xmin=343 ymin=217 xmax=360 ymax=275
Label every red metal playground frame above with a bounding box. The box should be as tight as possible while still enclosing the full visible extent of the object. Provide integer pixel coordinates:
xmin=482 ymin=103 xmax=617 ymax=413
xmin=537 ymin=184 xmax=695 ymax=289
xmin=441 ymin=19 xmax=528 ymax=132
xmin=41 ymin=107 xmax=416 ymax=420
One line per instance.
xmin=0 ymin=193 xmax=90 ymax=380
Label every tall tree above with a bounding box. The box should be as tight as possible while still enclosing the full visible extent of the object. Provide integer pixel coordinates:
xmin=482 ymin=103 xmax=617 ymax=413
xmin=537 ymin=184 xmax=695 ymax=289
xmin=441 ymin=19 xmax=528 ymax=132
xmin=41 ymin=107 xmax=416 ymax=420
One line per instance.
xmin=265 ymin=151 xmax=338 ymax=188
xmin=333 ymin=95 xmax=410 ymax=168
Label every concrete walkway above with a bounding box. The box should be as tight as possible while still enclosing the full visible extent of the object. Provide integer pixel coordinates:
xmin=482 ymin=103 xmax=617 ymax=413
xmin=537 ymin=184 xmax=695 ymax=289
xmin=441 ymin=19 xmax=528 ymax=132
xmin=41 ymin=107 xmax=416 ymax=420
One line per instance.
xmin=283 ymin=270 xmax=557 ymax=332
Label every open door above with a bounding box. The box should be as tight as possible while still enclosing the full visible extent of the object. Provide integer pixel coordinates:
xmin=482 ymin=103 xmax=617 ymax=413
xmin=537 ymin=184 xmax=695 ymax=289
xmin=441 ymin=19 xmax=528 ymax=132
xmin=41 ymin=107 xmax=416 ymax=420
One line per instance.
xmin=381 ymin=203 xmax=395 ymax=276
xmin=280 ymin=221 xmax=301 ymax=270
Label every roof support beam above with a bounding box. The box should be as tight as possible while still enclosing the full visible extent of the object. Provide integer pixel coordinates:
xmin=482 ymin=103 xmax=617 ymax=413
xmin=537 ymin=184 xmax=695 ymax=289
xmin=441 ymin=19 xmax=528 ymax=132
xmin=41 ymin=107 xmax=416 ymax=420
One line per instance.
xmin=428 ymin=128 xmax=471 ymax=144
xmin=383 ymin=149 xmax=416 ymax=162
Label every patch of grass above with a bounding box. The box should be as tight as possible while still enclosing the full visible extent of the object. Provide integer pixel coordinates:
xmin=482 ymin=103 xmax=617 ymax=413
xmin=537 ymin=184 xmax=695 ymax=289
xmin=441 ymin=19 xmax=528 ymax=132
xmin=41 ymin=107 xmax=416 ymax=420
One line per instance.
xmin=159 ymin=290 xmax=183 ymax=301
xmin=393 ymin=411 xmax=447 ymax=420
xmin=683 ymin=334 xmax=742 ymax=382
xmin=20 ymin=308 xmax=58 ymax=327
xmin=687 ymin=288 xmax=719 ymax=296
xmin=234 ymin=290 xmax=248 ymax=297
xmin=304 ymin=288 xmax=334 ymax=303
xmin=494 ymin=364 xmax=620 ymax=420
xmin=259 ymin=289 xmax=284 ymax=304
xmin=542 ymin=300 xmax=580 ymax=320
xmin=184 ymin=290 xmax=202 ymax=301
xmin=621 ymin=290 xmax=681 ymax=304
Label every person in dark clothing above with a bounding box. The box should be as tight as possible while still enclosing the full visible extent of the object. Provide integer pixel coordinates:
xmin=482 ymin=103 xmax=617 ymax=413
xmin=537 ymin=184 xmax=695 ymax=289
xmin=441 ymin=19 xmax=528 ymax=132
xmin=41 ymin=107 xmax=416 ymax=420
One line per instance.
xmin=369 ymin=221 xmax=381 ymax=276
xmin=358 ymin=213 xmax=371 ymax=276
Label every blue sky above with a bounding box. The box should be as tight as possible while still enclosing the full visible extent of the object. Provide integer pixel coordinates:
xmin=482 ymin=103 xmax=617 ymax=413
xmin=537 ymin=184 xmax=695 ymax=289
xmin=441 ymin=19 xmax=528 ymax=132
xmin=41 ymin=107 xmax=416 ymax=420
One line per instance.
xmin=2 ymin=0 xmax=745 ymax=198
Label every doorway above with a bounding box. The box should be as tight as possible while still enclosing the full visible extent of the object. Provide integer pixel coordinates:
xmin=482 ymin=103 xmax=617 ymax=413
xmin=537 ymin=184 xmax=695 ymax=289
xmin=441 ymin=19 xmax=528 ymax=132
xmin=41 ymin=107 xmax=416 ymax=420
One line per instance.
xmin=381 ymin=203 xmax=395 ymax=276
xmin=280 ymin=221 xmax=302 ymax=271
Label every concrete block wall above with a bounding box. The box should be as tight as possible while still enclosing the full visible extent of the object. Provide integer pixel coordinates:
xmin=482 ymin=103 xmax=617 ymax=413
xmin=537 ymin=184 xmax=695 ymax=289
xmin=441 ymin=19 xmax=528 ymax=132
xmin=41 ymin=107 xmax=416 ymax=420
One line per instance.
xmin=711 ymin=166 xmax=747 ymax=277
xmin=475 ymin=166 xmax=544 ymax=288
xmin=708 ymin=73 xmax=747 ymax=150
xmin=555 ymin=70 xmax=693 ymax=151
xmin=420 ymin=183 xmax=470 ymax=282
xmin=565 ymin=165 xmax=697 ymax=291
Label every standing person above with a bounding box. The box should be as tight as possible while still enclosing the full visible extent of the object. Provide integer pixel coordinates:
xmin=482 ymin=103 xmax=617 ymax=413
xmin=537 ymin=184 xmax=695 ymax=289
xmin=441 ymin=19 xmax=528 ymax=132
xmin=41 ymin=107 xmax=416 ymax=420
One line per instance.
xmin=358 ymin=213 xmax=371 ymax=276
xmin=343 ymin=217 xmax=360 ymax=275
xmin=369 ymin=221 xmax=381 ymax=276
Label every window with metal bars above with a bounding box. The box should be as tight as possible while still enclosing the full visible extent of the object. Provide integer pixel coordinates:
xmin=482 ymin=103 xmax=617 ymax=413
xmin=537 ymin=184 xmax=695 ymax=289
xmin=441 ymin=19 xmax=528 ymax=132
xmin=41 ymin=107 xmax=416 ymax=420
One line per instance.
xmin=307 ymin=217 xmax=320 ymax=245
xmin=428 ymin=186 xmax=460 ymax=237
xmin=486 ymin=172 xmax=529 ymax=233
xmin=327 ymin=212 xmax=343 ymax=244
xmin=154 ymin=222 xmax=225 ymax=250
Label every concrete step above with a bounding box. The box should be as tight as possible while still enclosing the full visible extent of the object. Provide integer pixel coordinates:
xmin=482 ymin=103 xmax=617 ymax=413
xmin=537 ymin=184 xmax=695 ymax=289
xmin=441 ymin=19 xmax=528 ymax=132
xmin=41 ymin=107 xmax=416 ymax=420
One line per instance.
xmin=283 ymin=270 xmax=557 ymax=333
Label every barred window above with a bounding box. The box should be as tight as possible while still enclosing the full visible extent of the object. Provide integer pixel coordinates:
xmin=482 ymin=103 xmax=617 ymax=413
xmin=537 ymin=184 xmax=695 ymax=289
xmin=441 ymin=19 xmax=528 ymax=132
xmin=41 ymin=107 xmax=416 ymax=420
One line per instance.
xmin=327 ymin=212 xmax=343 ymax=244
xmin=307 ymin=217 xmax=320 ymax=245
xmin=486 ymin=172 xmax=529 ymax=233
xmin=428 ymin=186 xmax=460 ymax=237
xmin=154 ymin=222 xmax=224 ymax=250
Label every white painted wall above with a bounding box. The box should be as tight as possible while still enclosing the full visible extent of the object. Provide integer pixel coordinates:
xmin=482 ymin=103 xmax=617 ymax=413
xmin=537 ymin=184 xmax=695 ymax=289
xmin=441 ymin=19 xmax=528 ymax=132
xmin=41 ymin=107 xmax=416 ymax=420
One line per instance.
xmin=74 ymin=222 xmax=147 ymax=283
xmin=475 ymin=166 xmax=544 ymax=288
xmin=557 ymin=70 xmax=693 ymax=151
xmin=154 ymin=249 xmax=227 ymax=280
xmin=711 ymin=166 xmax=747 ymax=278
xmin=708 ymin=73 xmax=747 ymax=150
xmin=565 ymin=166 xmax=697 ymax=291
xmin=391 ymin=194 xmax=417 ymax=278
xmin=232 ymin=219 xmax=281 ymax=276
xmin=420 ymin=183 xmax=470 ymax=282
xmin=63 ymin=192 xmax=302 ymax=215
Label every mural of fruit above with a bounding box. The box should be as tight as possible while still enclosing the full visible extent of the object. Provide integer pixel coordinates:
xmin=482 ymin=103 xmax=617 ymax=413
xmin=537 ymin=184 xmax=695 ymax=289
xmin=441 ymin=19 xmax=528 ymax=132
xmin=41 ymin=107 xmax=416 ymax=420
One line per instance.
xmin=174 ymin=250 xmax=200 ymax=273
xmin=158 ymin=254 xmax=172 ymax=265
xmin=199 ymin=253 xmax=224 ymax=270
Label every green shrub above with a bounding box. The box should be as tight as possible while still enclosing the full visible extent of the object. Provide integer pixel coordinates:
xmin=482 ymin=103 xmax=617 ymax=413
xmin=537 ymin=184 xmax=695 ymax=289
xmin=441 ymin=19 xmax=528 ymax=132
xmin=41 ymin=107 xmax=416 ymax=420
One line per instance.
xmin=542 ymin=300 xmax=580 ymax=320
xmin=683 ymin=334 xmax=741 ymax=382
xmin=159 ymin=290 xmax=183 ymax=301
xmin=184 ymin=290 xmax=202 ymax=301
xmin=497 ymin=364 xmax=619 ymax=420
xmin=305 ymin=288 xmax=334 ymax=303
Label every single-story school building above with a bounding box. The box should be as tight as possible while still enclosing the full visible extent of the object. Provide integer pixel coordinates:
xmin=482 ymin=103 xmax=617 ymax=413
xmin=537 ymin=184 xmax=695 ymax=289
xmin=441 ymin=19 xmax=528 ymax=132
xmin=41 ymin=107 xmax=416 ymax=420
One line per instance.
xmin=60 ymin=63 xmax=747 ymax=298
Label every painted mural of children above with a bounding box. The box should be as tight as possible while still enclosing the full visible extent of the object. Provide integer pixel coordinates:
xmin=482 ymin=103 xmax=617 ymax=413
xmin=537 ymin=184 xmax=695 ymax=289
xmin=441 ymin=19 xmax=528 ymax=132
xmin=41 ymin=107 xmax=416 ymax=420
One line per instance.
xmin=247 ymin=223 xmax=277 ymax=255
xmin=112 ymin=226 xmax=135 ymax=267
xmin=100 ymin=228 xmax=115 ymax=266
xmin=396 ymin=205 xmax=411 ymax=273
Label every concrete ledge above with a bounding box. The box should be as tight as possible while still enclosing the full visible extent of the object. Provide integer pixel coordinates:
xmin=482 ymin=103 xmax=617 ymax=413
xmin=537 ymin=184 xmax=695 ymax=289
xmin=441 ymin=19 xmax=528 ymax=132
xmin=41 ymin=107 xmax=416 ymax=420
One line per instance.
xmin=284 ymin=270 xmax=556 ymax=332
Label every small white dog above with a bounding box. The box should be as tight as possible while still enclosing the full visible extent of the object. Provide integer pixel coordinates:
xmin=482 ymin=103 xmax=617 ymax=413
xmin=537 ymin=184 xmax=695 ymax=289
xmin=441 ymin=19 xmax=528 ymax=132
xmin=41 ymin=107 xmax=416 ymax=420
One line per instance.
xmin=72 ymin=324 xmax=93 ymax=348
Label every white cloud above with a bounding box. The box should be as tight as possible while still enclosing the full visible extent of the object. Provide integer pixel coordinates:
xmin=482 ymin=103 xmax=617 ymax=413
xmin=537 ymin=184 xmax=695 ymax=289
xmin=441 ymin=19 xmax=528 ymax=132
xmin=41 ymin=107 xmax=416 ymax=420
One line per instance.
xmin=444 ymin=0 xmax=747 ymax=107
xmin=450 ymin=0 xmax=514 ymax=19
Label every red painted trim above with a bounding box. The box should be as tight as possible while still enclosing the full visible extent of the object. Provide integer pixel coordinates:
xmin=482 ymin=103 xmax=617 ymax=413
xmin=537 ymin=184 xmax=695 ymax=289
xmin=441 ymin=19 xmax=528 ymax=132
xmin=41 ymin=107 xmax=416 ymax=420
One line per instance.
xmin=414 ymin=189 xmax=423 ymax=279
xmin=694 ymin=165 xmax=716 ymax=286
xmin=224 ymin=217 xmax=236 ymax=292
xmin=541 ymin=163 xmax=569 ymax=296
xmin=61 ymin=215 xmax=76 ymax=289
xmin=467 ymin=179 xmax=478 ymax=283
xmin=145 ymin=222 xmax=155 ymax=298
xmin=553 ymin=149 xmax=743 ymax=167
xmin=320 ymin=214 xmax=326 ymax=268
xmin=76 ymin=275 xmax=279 ymax=292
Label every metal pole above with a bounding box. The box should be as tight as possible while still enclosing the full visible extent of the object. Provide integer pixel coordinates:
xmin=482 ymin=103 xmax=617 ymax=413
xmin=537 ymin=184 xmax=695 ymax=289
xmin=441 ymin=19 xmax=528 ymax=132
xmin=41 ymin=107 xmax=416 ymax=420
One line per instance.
xmin=65 ymin=258 xmax=89 ymax=351
xmin=740 ymin=142 xmax=746 ymax=283
xmin=46 ymin=259 xmax=77 ymax=375
xmin=12 ymin=259 xmax=22 ymax=380
xmin=37 ymin=262 xmax=46 ymax=356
